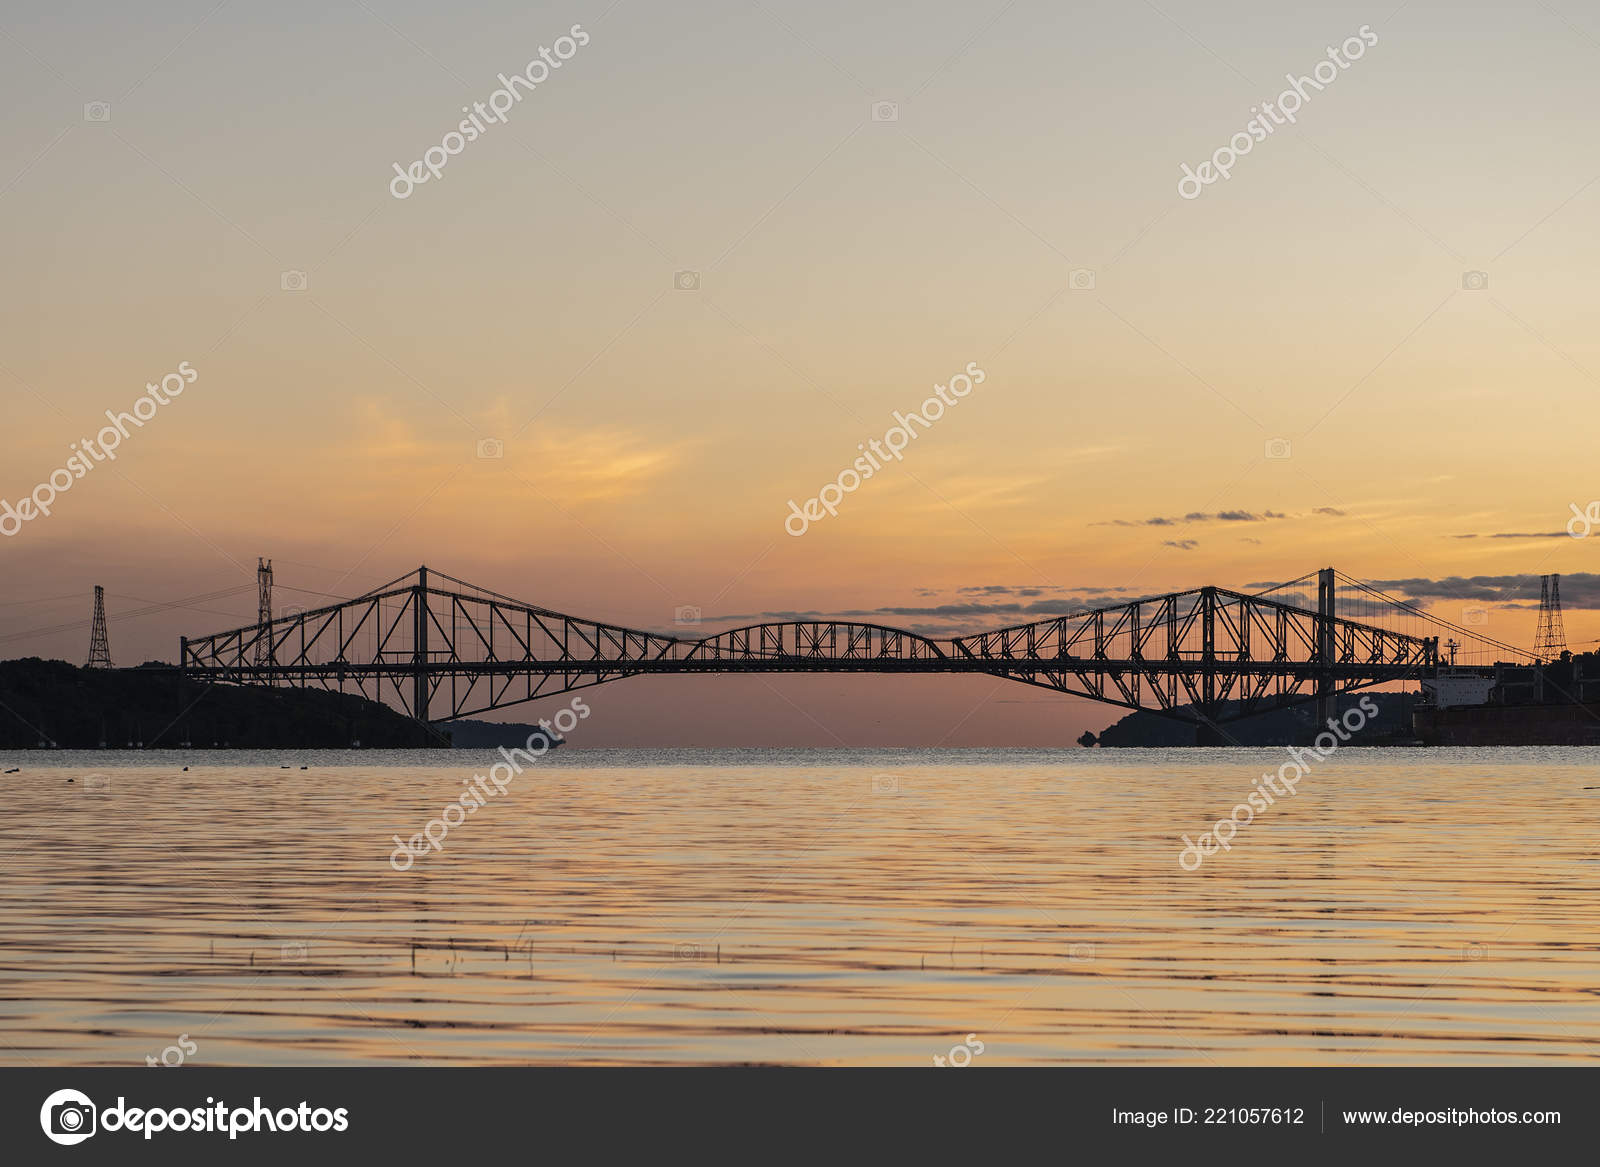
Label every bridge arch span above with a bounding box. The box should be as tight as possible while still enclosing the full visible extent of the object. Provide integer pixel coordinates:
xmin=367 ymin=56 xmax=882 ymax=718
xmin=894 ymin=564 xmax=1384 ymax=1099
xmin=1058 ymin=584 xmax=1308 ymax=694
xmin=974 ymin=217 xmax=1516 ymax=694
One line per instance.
xmin=682 ymin=620 xmax=947 ymax=663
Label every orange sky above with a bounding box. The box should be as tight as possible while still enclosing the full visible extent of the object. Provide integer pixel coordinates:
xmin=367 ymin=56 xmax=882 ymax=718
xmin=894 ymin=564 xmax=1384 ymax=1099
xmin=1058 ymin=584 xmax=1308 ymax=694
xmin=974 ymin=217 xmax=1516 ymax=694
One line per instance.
xmin=2 ymin=1 xmax=1597 ymax=743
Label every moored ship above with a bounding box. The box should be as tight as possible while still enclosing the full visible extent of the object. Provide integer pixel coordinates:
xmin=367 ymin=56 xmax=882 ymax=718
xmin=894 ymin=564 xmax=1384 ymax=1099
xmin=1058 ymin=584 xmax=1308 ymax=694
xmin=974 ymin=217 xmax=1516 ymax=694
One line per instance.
xmin=1413 ymin=652 xmax=1600 ymax=745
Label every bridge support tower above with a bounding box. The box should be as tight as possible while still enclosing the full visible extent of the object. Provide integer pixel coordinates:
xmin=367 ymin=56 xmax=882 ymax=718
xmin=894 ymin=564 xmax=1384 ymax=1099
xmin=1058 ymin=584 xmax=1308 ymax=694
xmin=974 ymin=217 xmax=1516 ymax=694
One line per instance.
xmin=1316 ymin=567 xmax=1336 ymax=732
xmin=414 ymin=566 xmax=429 ymax=723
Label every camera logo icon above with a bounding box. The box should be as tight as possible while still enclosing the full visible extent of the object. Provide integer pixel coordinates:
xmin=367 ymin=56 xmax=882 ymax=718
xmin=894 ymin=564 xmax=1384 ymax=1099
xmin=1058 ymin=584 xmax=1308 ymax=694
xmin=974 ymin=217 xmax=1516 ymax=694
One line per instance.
xmin=83 ymin=102 xmax=111 ymax=122
xmin=1461 ymin=270 xmax=1489 ymax=291
xmin=674 ymin=270 xmax=701 ymax=291
xmin=280 ymin=269 xmax=308 ymax=292
xmin=40 ymin=1088 xmax=97 ymax=1145
xmin=871 ymin=101 xmax=899 ymax=122
xmin=1462 ymin=606 xmax=1488 ymax=627
xmin=1264 ymin=437 xmax=1292 ymax=460
xmin=83 ymin=773 xmax=111 ymax=793
xmin=476 ymin=437 xmax=504 ymax=460
xmin=281 ymin=941 xmax=308 ymax=961
xmin=1069 ymin=267 xmax=1096 ymax=291
xmin=674 ymin=605 xmax=701 ymax=626
xmin=871 ymin=773 xmax=899 ymax=795
xmin=1461 ymin=942 xmax=1488 ymax=961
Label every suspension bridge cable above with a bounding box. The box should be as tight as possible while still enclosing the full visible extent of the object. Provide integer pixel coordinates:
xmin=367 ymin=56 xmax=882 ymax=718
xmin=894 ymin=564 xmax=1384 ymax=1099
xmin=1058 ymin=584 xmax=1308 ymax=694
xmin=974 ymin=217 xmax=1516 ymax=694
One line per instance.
xmin=1252 ymin=571 xmax=1319 ymax=597
xmin=0 ymin=592 xmax=89 ymax=609
xmin=1333 ymin=571 xmax=1535 ymax=660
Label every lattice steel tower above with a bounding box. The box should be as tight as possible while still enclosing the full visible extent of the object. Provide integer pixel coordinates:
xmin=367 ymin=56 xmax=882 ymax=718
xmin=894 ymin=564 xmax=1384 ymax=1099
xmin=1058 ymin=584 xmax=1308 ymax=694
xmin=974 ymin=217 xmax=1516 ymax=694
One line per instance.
xmin=86 ymin=585 xmax=113 ymax=668
xmin=254 ymin=558 xmax=273 ymax=666
xmin=1534 ymin=573 xmax=1568 ymax=661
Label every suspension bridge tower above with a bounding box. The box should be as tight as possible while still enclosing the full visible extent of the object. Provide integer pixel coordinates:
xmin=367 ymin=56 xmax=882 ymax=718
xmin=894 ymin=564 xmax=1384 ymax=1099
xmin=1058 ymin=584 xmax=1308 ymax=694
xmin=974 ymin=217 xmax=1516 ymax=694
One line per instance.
xmin=253 ymin=558 xmax=274 ymax=667
xmin=1533 ymin=573 xmax=1567 ymax=661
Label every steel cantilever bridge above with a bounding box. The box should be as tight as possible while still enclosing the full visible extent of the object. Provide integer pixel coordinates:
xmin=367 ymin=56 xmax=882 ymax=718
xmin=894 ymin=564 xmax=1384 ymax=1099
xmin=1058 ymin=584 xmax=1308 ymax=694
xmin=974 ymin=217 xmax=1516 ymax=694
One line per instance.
xmin=177 ymin=566 xmax=1519 ymax=737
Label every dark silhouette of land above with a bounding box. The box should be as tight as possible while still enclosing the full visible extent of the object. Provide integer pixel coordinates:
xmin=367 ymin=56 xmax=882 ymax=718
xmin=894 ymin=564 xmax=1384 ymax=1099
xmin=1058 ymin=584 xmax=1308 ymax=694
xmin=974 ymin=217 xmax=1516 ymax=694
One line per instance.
xmin=1086 ymin=692 xmax=1423 ymax=747
xmin=0 ymin=658 xmax=437 ymax=748
xmin=0 ymin=658 xmax=572 ymax=749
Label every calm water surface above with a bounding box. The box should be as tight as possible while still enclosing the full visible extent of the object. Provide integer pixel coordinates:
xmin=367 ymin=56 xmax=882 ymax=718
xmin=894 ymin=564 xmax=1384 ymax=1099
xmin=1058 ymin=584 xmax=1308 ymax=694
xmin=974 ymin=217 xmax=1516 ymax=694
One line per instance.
xmin=2 ymin=747 xmax=1597 ymax=1065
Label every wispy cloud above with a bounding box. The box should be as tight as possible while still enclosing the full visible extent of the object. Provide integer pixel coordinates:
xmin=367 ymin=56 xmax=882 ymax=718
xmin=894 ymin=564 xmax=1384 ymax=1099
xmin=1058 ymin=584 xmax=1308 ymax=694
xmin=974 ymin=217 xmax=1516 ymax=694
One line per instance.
xmin=335 ymin=402 xmax=685 ymax=502
xmin=1094 ymin=508 xmax=1292 ymax=527
xmin=1450 ymin=531 xmax=1566 ymax=540
xmin=1369 ymin=573 xmax=1600 ymax=609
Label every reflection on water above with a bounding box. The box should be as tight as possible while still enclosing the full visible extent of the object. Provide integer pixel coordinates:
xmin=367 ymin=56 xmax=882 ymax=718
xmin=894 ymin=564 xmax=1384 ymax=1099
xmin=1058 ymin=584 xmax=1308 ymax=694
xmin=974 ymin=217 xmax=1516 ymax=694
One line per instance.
xmin=2 ymin=746 xmax=1597 ymax=1065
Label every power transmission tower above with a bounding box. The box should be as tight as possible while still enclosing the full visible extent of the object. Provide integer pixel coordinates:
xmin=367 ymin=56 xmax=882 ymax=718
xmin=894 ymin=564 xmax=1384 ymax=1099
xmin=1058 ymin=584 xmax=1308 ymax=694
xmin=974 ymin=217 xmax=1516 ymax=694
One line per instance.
xmin=1534 ymin=573 xmax=1568 ymax=661
xmin=254 ymin=558 xmax=273 ymax=666
xmin=86 ymin=585 xmax=113 ymax=668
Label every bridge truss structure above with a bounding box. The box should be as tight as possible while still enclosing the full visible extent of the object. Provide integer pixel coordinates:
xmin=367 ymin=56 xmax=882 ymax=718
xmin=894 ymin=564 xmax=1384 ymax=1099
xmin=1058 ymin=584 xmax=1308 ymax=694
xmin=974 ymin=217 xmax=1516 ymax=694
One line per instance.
xmin=175 ymin=566 xmax=1512 ymax=735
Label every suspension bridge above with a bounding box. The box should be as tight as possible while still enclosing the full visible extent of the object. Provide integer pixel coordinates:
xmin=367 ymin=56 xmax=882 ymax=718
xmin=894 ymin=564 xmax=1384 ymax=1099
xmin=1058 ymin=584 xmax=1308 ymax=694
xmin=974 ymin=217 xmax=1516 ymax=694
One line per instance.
xmin=174 ymin=566 xmax=1535 ymax=740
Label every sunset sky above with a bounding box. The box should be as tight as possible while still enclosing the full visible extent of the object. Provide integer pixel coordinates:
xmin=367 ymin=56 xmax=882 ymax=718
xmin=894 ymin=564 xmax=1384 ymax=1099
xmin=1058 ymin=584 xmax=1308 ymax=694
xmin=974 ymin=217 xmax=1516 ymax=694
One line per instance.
xmin=2 ymin=0 xmax=1597 ymax=744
